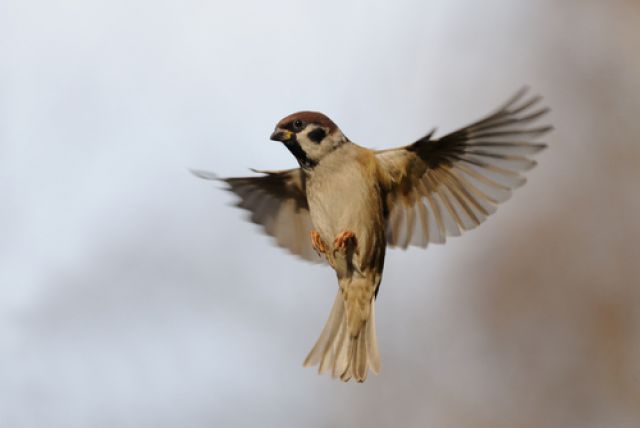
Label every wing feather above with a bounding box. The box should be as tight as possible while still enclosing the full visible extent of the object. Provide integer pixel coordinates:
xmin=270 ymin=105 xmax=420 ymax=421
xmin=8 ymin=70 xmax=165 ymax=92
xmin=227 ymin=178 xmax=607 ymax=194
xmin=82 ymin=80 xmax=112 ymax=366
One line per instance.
xmin=195 ymin=168 xmax=323 ymax=263
xmin=377 ymin=88 xmax=551 ymax=249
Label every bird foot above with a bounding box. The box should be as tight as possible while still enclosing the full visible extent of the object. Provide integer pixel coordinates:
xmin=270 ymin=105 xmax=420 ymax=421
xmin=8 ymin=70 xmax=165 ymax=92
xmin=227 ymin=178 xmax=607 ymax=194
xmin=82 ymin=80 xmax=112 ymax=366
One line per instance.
xmin=333 ymin=230 xmax=357 ymax=254
xmin=310 ymin=230 xmax=328 ymax=255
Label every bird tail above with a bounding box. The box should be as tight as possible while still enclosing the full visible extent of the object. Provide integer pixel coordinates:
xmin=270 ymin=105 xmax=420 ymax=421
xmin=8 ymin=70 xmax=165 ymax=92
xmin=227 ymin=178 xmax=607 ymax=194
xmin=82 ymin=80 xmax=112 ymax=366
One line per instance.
xmin=303 ymin=290 xmax=380 ymax=382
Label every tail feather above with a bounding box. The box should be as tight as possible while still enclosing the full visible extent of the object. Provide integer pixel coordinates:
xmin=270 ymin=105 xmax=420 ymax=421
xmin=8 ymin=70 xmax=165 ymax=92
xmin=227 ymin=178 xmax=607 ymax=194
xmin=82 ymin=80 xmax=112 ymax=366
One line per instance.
xmin=332 ymin=317 xmax=350 ymax=379
xmin=365 ymin=300 xmax=380 ymax=374
xmin=304 ymin=292 xmax=380 ymax=382
xmin=303 ymin=293 xmax=344 ymax=368
xmin=352 ymin=328 xmax=367 ymax=381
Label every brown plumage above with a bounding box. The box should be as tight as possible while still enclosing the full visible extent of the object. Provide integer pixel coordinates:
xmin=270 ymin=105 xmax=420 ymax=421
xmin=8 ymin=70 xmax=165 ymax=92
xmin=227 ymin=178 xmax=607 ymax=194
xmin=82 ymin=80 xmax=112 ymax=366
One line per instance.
xmin=194 ymin=88 xmax=552 ymax=382
xmin=276 ymin=111 xmax=339 ymax=133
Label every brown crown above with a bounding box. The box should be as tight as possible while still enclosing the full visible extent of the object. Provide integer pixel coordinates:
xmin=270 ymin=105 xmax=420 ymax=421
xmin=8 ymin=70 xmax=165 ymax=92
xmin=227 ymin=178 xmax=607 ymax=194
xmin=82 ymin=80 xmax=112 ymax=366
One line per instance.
xmin=276 ymin=111 xmax=338 ymax=132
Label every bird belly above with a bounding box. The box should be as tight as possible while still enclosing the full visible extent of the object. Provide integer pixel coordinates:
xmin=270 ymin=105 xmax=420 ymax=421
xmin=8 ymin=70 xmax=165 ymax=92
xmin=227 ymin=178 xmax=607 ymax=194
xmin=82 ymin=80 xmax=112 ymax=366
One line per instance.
xmin=307 ymin=168 xmax=384 ymax=279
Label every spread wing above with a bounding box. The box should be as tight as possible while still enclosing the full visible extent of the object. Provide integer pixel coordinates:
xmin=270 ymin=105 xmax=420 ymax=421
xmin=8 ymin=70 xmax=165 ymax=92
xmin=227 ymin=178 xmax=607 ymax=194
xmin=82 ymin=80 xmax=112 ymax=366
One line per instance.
xmin=193 ymin=168 xmax=323 ymax=263
xmin=377 ymin=88 xmax=552 ymax=248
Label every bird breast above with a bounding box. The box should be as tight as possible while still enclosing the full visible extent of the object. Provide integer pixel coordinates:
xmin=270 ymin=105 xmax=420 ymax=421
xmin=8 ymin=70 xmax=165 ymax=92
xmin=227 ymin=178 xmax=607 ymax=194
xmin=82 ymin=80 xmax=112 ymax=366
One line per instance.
xmin=306 ymin=145 xmax=385 ymax=269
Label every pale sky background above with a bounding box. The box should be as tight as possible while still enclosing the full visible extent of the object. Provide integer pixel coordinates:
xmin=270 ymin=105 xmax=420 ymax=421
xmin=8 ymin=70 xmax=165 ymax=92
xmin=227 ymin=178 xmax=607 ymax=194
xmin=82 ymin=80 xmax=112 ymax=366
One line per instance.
xmin=1 ymin=0 xmax=639 ymax=427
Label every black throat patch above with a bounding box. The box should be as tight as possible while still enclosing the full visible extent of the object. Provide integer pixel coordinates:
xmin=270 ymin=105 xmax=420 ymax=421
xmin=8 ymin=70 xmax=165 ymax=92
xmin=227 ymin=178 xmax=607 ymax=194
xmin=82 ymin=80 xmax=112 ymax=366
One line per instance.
xmin=284 ymin=138 xmax=317 ymax=169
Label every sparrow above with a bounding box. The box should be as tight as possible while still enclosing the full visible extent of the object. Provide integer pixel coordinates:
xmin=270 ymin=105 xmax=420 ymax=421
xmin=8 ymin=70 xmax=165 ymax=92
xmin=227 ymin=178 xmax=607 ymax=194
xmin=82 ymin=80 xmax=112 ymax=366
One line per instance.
xmin=194 ymin=88 xmax=551 ymax=382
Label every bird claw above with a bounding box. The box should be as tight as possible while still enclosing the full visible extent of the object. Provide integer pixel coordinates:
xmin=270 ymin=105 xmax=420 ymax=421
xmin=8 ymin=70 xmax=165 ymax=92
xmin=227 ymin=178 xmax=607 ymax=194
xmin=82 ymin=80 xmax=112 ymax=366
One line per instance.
xmin=333 ymin=230 xmax=357 ymax=254
xmin=310 ymin=230 xmax=327 ymax=255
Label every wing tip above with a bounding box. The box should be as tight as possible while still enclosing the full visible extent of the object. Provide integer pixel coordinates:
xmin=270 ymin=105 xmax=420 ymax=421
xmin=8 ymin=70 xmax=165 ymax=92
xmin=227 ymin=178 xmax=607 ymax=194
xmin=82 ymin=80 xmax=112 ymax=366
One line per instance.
xmin=190 ymin=169 xmax=220 ymax=181
xmin=500 ymin=86 xmax=530 ymax=110
xmin=533 ymin=142 xmax=549 ymax=153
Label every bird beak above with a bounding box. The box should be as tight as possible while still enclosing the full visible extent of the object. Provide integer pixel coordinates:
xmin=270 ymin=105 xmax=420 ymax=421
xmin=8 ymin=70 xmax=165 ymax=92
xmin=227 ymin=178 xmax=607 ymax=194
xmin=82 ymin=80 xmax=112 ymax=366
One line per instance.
xmin=270 ymin=129 xmax=294 ymax=142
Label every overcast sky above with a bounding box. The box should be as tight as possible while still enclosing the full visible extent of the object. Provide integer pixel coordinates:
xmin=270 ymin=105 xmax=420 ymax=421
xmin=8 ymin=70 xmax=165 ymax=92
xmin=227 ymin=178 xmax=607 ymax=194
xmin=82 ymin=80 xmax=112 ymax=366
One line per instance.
xmin=2 ymin=1 xmax=639 ymax=427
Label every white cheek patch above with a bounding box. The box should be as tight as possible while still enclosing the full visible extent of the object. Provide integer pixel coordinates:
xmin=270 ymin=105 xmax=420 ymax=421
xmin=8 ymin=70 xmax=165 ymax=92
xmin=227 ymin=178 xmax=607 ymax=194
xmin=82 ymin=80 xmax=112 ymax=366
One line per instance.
xmin=298 ymin=127 xmax=346 ymax=164
xmin=306 ymin=126 xmax=327 ymax=143
xmin=298 ymin=127 xmax=327 ymax=159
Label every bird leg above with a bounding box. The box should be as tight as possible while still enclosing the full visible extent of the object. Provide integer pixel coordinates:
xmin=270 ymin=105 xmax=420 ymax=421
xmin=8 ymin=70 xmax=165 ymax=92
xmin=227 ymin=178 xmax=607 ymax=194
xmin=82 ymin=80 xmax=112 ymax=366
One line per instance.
xmin=310 ymin=230 xmax=328 ymax=255
xmin=333 ymin=230 xmax=358 ymax=254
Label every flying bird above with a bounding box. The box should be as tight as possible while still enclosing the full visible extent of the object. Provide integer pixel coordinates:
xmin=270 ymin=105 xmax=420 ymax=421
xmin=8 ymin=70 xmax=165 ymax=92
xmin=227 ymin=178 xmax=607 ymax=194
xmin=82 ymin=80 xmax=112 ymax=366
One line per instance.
xmin=194 ymin=88 xmax=551 ymax=382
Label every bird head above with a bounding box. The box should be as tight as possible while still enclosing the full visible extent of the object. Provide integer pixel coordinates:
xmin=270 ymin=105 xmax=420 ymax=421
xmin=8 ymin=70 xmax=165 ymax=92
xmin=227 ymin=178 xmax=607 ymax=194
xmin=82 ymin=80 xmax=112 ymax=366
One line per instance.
xmin=270 ymin=111 xmax=348 ymax=169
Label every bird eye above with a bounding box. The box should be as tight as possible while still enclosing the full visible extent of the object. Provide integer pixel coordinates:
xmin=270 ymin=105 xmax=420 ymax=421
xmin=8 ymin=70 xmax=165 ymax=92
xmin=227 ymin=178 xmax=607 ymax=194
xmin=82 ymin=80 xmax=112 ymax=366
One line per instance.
xmin=293 ymin=119 xmax=304 ymax=131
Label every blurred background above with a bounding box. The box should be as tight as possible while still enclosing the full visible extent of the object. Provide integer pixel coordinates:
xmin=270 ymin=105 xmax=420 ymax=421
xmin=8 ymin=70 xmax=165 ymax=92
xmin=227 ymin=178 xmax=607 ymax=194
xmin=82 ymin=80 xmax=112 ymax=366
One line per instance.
xmin=1 ymin=0 xmax=639 ymax=427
